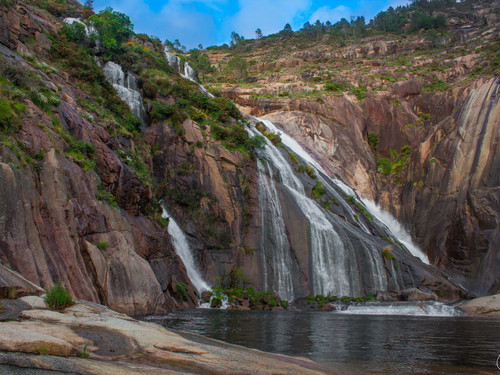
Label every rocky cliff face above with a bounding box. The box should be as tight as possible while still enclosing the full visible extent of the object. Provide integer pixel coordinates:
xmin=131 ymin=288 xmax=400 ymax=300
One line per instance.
xmin=0 ymin=1 xmax=197 ymax=314
xmin=0 ymin=0 xmax=487 ymax=315
xmin=207 ymin=0 xmax=500 ymax=296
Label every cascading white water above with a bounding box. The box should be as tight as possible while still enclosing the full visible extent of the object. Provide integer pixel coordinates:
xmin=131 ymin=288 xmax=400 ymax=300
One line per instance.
xmin=63 ymin=18 xmax=98 ymax=37
xmin=335 ymin=301 xmax=459 ymax=317
xmin=257 ymin=160 xmax=295 ymax=300
xmin=258 ymin=118 xmax=428 ymax=262
xmin=163 ymin=50 xmax=215 ymax=98
xmin=164 ymin=51 xmax=181 ymax=73
xmin=249 ymin=125 xmax=386 ymax=297
xmin=161 ymin=206 xmax=210 ymax=294
xmin=102 ymin=62 xmax=147 ymax=123
xmin=257 ymin=119 xmax=370 ymax=233
xmin=184 ymin=62 xmax=197 ymax=81
xmin=360 ymin=199 xmax=429 ymax=264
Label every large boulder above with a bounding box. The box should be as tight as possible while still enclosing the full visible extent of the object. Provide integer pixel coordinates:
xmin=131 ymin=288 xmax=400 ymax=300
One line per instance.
xmin=0 ymin=264 xmax=44 ymax=299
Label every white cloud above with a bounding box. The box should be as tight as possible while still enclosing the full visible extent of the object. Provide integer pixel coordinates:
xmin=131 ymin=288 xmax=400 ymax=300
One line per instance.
xmin=308 ymin=5 xmax=352 ymax=24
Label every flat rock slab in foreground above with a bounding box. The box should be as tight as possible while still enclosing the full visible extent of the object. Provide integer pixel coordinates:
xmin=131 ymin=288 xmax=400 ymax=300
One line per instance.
xmin=0 ymin=298 xmax=337 ymax=374
xmin=457 ymin=294 xmax=500 ymax=317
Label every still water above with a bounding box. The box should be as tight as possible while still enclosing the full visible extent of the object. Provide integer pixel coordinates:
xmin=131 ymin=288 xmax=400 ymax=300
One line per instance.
xmin=146 ymin=308 xmax=500 ymax=374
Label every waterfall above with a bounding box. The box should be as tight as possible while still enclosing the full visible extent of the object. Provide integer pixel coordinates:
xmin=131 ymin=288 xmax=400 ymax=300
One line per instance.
xmin=184 ymin=62 xmax=197 ymax=81
xmin=360 ymin=199 xmax=430 ymax=264
xmin=164 ymin=51 xmax=181 ymax=73
xmin=258 ymin=118 xmax=427 ymax=263
xmin=163 ymin=50 xmax=215 ymax=98
xmin=161 ymin=206 xmax=210 ymax=294
xmin=102 ymin=62 xmax=147 ymax=124
xmin=258 ymin=119 xmax=370 ymax=233
xmin=63 ymin=18 xmax=97 ymax=37
xmin=257 ymin=160 xmax=295 ymax=300
xmin=249 ymin=125 xmax=387 ymax=297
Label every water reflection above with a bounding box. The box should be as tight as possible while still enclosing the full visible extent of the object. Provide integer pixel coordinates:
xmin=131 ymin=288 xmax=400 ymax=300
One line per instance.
xmin=146 ymin=310 xmax=500 ymax=374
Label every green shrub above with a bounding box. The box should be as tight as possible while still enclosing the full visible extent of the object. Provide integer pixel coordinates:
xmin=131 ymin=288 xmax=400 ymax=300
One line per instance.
xmin=45 ymin=282 xmax=74 ymax=310
xmin=306 ymin=165 xmax=316 ymax=179
xmin=210 ymin=297 xmax=223 ymax=308
xmin=423 ymin=79 xmax=449 ymax=93
xmin=175 ymin=282 xmax=189 ymax=302
xmin=382 ymin=248 xmax=395 ymax=261
xmin=289 ymin=152 xmax=299 ymax=164
xmin=0 ymin=97 xmax=16 ymax=132
xmin=340 ymin=296 xmax=351 ymax=303
xmin=354 ymin=202 xmax=373 ymax=223
xmin=346 ymin=196 xmax=356 ymax=204
xmin=96 ymin=241 xmax=108 ymax=251
xmin=367 ymin=132 xmax=379 ymax=151
xmin=312 ymin=181 xmax=326 ymax=199
xmin=349 ymin=85 xmax=368 ymax=101
xmin=281 ymin=300 xmax=289 ymax=309
xmin=80 ymin=344 xmax=89 ymax=359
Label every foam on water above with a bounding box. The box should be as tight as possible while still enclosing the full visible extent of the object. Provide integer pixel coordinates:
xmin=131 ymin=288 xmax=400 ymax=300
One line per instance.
xmin=335 ymin=301 xmax=460 ymax=317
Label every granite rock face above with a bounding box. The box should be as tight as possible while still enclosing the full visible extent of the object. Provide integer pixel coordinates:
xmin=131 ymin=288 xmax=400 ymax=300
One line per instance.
xmin=229 ymin=78 xmax=499 ymax=297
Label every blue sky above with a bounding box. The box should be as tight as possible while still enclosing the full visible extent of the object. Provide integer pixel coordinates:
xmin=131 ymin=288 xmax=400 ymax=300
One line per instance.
xmin=84 ymin=0 xmax=410 ymax=49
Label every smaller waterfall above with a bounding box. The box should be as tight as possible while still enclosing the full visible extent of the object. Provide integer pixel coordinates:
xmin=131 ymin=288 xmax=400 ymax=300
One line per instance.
xmin=184 ymin=62 xmax=199 ymax=81
xmin=103 ymin=62 xmax=147 ymax=124
xmin=163 ymin=50 xmax=215 ymax=98
xmin=164 ymin=51 xmax=181 ymax=73
xmin=360 ymin=199 xmax=430 ymax=264
xmin=161 ymin=206 xmax=210 ymax=294
xmin=63 ymin=18 xmax=98 ymax=37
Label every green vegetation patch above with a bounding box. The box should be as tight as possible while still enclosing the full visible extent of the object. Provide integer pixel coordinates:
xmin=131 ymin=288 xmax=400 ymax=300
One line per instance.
xmin=45 ymin=282 xmax=74 ymax=310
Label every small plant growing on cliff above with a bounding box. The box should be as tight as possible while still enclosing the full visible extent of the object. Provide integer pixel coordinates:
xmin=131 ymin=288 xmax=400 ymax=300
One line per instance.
xmin=96 ymin=241 xmax=108 ymax=251
xmin=38 ymin=344 xmax=48 ymax=355
xmin=312 ymin=181 xmax=326 ymax=199
xmin=367 ymin=132 xmax=379 ymax=151
xmin=306 ymin=165 xmax=316 ymax=179
xmin=175 ymin=282 xmax=189 ymax=302
xmin=281 ymin=300 xmax=289 ymax=309
xmin=382 ymin=247 xmax=395 ymax=261
xmin=45 ymin=282 xmax=74 ymax=310
xmin=288 ymin=152 xmax=299 ymax=164
xmin=80 ymin=344 xmax=89 ymax=359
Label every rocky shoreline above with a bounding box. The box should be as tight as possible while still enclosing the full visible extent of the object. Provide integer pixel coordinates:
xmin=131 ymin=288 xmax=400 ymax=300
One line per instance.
xmin=0 ymin=296 xmax=338 ymax=374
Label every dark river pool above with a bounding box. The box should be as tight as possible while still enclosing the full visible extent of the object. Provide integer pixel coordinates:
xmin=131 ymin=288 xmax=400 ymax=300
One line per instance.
xmin=145 ymin=307 xmax=500 ymax=374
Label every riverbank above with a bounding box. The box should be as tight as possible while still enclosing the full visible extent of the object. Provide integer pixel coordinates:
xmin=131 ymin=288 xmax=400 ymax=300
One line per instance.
xmin=0 ymin=297 xmax=337 ymax=374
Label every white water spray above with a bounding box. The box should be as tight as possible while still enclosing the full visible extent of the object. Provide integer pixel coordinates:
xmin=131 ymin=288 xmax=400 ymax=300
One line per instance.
xmin=361 ymin=199 xmax=429 ymax=264
xmin=102 ymin=62 xmax=147 ymax=123
xmin=161 ymin=206 xmax=210 ymax=294
xmin=258 ymin=118 xmax=428 ymax=264
xmin=335 ymin=301 xmax=459 ymax=317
